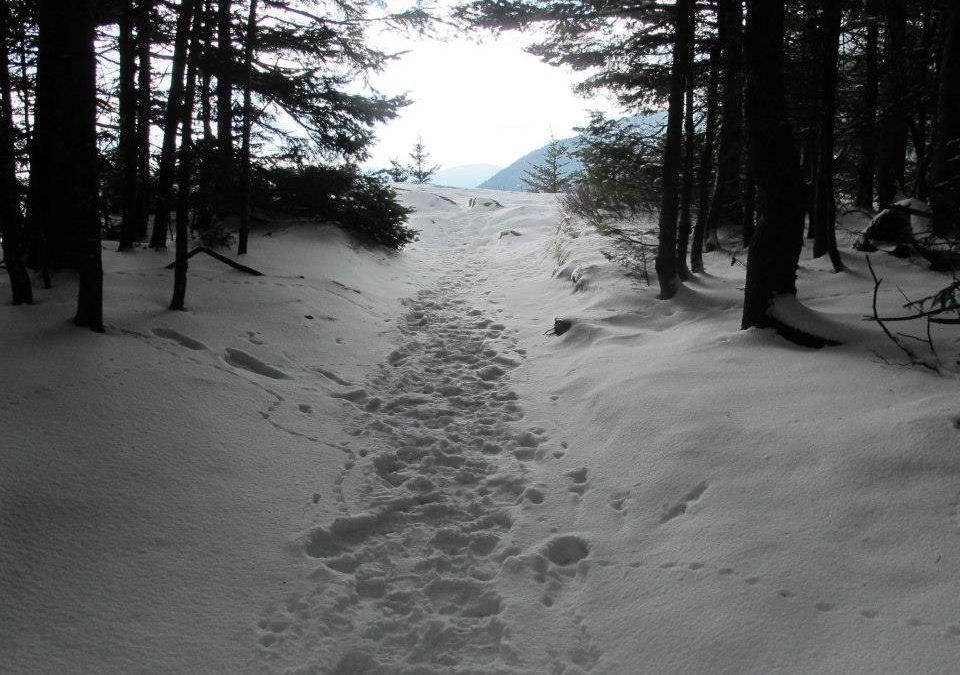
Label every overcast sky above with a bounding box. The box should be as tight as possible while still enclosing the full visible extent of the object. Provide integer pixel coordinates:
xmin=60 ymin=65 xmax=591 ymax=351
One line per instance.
xmin=362 ymin=21 xmax=623 ymax=171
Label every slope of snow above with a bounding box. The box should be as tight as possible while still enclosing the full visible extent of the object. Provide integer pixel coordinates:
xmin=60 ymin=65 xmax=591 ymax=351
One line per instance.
xmin=2 ymin=188 xmax=959 ymax=674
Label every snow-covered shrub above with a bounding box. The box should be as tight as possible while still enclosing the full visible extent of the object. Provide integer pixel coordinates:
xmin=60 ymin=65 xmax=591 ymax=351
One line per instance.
xmin=253 ymin=165 xmax=417 ymax=249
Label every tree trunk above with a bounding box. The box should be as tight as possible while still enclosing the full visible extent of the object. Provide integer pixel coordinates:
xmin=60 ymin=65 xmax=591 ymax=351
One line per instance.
xmin=691 ymin=41 xmax=721 ymax=273
xmin=170 ymin=1 xmax=205 ymax=310
xmin=812 ymin=0 xmax=843 ymax=271
xmin=117 ymin=0 xmax=139 ymax=251
xmin=237 ymin=0 xmax=257 ymax=256
xmin=654 ymin=0 xmax=692 ymax=299
xmin=30 ymin=0 xmax=103 ymax=331
xmin=929 ymin=0 xmax=960 ymax=235
xmin=133 ymin=0 xmax=153 ymax=242
xmin=677 ymin=27 xmax=696 ymax=281
xmin=742 ymin=159 xmax=756 ymax=244
xmin=0 ymin=0 xmax=32 ymax=304
xmin=876 ymin=0 xmax=909 ymax=207
xmin=741 ymin=0 xmax=811 ymax=342
xmin=216 ymin=0 xmax=234 ymax=215
xmin=704 ymin=0 xmax=744 ymax=249
xmin=855 ymin=0 xmax=879 ymax=210
xmin=149 ymin=0 xmax=197 ymax=249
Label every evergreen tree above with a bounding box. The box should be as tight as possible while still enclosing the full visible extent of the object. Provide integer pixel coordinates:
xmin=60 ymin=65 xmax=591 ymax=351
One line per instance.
xmin=386 ymin=158 xmax=408 ymax=182
xmin=408 ymin=137 xmax=440 ymax=184
xmin=521 ymin=134 xmax=571 ymax=193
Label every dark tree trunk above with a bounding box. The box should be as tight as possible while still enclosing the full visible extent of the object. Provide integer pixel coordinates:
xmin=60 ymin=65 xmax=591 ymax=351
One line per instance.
xmin=216 ymin=0 xmax=233 ymax=215
xmin=30 ymin=0 xmax=103 ymax=331
xmin=655 ymin=0 xmax=693 ymax=299
xmin=0 ymin=0 xmax=32 ymax=304
xmin=742 ymin=159 xmax=756 ymax=244
xmin=929 ymin=0 xmax=960 ymax=235
xmin=194 ymin=0 xmax=216 ymax=234
xmin=132 ymin=0 xmax=153 ymax=242
xmin=855 ymin=0 xmax=879 ymax=210
xmin=876 ymin=0 xmax=909 ymax=207
xmin=676 ymin=0 xmax=696 ymax=280
xmin=812 ymin=0 xmax=843 ymax=271
xmin=911 ymin=0 xmax=936 ymax=201
xmin=237 ymin=0 xmax=257 ymax=256
xmin=691 ymin=41 xmax=721 ymax=273
xmin=170 ymin=1 xmax=204 ymax=310
xmin=117 ymin=0 xmax=139 ymax=251
xmin=149 ymin=0 xmax=196 ymax=249
xmin=800 ymin=0 xmax=820 ymax=240
xmin=741 ymin=0 xmax=811 ymax=342
xmin=704 ymin=0 xmax=744 ymax=249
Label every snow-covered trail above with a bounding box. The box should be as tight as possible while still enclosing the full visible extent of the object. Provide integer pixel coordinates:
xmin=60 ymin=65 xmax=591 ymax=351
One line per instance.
xmin=4 ymin=185 xmax=960 ymax=675
xmin=256 ymin=192 xmax=600 ymax=673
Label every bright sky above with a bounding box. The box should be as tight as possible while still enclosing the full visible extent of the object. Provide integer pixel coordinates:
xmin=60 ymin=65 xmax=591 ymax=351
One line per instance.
xmin=363 ymin=20 xmax=623 ymax=171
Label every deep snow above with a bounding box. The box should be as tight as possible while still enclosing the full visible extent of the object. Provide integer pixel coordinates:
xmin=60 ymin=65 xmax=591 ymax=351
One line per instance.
xmin=2 ymin=185 xmax=959 ymax=674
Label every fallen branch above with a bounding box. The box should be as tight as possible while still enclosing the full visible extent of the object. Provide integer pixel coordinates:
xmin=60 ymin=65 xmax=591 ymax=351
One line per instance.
xmin=164 ymin=246 xmax=264 ymax=276
xmin=865 ymin=255 xmax=940 ymax=373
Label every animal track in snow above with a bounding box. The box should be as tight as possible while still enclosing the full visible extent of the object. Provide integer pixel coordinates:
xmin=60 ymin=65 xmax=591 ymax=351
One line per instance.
xmin=660 ymin=480 xmax=708 ymax=523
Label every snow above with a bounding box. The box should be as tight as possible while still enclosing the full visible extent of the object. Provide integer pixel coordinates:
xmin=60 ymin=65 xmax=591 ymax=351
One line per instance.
xmin=2 ymin=188 xmax=959 ymax=674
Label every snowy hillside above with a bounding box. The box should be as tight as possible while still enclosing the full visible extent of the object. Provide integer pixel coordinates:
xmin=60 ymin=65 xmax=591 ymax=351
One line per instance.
xmin=2 ymin=185 xmax=959 ymax=674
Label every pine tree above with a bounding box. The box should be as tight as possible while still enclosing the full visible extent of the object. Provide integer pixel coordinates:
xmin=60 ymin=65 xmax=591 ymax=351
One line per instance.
xmin=521 ymin=135 xmax=571 ymax=193
xmin=408 ymin=137 xmax=440 ymax=184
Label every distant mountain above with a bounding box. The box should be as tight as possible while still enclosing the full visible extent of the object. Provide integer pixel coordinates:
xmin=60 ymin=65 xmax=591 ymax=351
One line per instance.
xmin=479 ymin=137 xmax=582 ymax=192
xmin=433 ymin=164 xmax=502 ymax=188
xmin=480 ymin=111 xmax=668 ymax=192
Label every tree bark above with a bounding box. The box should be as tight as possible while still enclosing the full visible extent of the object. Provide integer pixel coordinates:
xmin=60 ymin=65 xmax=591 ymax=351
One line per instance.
xmin=691 ymin=41 xmax=721 ymax=273
xmin=654 ymin=0 xmax=693 ymax=299
xmin=237 ymin=0 xmax=257 ymax=256
xmin=812 ymin=0 xmax=843 ymax=271
xmin=216 ymin=0 xmax=234 ymax=214
xmin=855 ymin=0 xmax=879 ymax=210
xmin=0 ymin=0 xmax=32 ymax=304
xmin=929 ymin=0 xmax=960 ymax=235
xmin=149 ymin=0 xmax=197 ymax=249
xmin=133 ymin=0 xmax=153 ymax=242
xmin=741 ymin=0 xmax=812 ymax=343
xmin=876 ymin=0 xmax=909 ymax=207
xmin=704 ymin=0 xmax=743 ymax=249
xmin=676 ymin=0 xmax=696 ymax=280
xmin=117 ymin=0 xmax=139 ymax=250
xmin=170 ymin=0 xmax=205 ymax=310
xmin=30 ymin=0 xmax=103 ymax=331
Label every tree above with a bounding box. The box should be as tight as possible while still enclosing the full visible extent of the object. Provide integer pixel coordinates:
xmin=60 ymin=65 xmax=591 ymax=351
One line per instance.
xmin=741 ymin=0 xmax=815 ymax=344
xmin=116 ymin=0 xmax=139 ymax=251
xmin=703 ymin=0 xmax=744 ymax=248
xmin=521 ymin=134 xmax=571 ymax=193
xmin=854 ymin=0 xmax=880 ymax=210
xmin=149 ymin=0 xmax=197 ymax=249
xmin=876 ymin=0 xmax=909 ymax=208
xmin=929 ymin=0 xmax=960 ymax=235
xmin=690 ymin=40 xmax=721 ymax=273
xmin=654 ymin=0 xmax=693 ymax=300
xmin=236 ymin=0 xmax=257 ymax=255
xmin=811 ymin=0 xmax=843 ymax=271
xmin=385 ymin=158 xmax=408 ymax=182
xmin=0 ymin=0 xmax=31 ymax=304
xmin=29 ymin=0 xmax=103 ymax=330
xmin=408 ymin=137 xmax=440 ymax=184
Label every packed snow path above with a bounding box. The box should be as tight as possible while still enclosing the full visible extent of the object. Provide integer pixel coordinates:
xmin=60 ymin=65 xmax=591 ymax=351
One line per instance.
xmin=257 ymin=194 xmax=595 ymax=673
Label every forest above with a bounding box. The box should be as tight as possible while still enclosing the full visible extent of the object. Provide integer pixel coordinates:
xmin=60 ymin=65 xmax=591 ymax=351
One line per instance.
xmin=0 ymin=0 xmax=422 ymax=329
xmin=460 ymin=0 xmax=960 ymax=348
xmin=2 ymin=0 xmax=958 ymax=350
